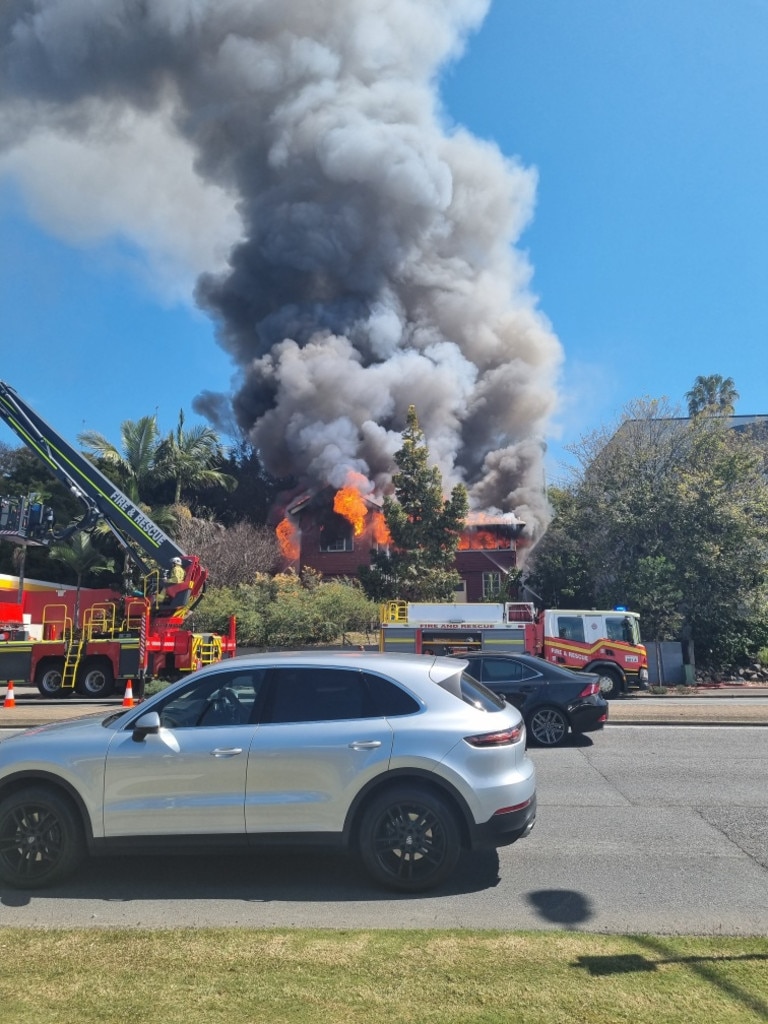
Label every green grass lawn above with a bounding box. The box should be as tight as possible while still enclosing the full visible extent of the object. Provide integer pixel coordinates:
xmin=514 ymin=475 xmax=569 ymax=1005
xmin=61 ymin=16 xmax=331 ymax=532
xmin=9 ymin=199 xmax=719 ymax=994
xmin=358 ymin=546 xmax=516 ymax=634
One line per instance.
xmin=1 ymin=929 xmax=767 ymax=1023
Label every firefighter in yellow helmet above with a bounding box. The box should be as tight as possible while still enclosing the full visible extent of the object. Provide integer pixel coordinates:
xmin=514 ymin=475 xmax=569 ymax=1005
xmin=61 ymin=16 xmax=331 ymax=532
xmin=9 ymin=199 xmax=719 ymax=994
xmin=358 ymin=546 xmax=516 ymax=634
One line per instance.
xmin=168 ymin=556 xmax=185 ymax=585
xmin=160 ymin=556 xmax=186 ymax=603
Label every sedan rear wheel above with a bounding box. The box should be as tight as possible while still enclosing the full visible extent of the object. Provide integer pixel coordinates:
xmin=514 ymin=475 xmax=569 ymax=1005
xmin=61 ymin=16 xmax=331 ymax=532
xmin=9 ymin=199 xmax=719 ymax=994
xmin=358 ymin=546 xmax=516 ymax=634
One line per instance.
xmin=528 ymin=706 xmax=569 ymax=746
xmin=358 ymin=786 xmax=461 ymax=892
xmin=0 ymin=787 xmax=85 ymax=889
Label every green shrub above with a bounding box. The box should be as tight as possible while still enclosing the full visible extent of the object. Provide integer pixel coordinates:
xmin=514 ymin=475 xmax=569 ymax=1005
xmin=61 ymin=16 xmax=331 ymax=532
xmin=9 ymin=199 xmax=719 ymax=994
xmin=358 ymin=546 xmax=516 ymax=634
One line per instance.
xmin=142 ymin=678 xmax=172 ymax=697
xmin=192 ymin=574 xmax=379 ymax=649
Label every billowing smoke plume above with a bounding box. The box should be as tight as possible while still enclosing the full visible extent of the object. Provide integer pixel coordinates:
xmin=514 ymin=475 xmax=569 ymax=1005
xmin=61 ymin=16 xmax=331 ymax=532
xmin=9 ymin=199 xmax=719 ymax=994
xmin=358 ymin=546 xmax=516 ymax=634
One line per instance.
xmin=0 ymin=0 xmax=562 ymax=535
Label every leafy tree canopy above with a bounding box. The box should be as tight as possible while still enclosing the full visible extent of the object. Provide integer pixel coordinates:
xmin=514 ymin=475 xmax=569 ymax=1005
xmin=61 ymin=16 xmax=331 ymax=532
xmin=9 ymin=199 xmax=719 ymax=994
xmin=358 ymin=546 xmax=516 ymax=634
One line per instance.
xmin=528 ymin=383 xmax=768 ymax=669
xmin=359 ymin=406 xmax=469 ymax=603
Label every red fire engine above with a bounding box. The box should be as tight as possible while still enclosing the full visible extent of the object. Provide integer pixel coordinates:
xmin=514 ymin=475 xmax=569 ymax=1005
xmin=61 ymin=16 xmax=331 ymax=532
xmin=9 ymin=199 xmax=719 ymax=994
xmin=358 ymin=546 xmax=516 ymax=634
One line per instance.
xmin=0 ymin=380 xmax=236 ymax=698
xmin=379 ymin=601 xmax=648 ymax=697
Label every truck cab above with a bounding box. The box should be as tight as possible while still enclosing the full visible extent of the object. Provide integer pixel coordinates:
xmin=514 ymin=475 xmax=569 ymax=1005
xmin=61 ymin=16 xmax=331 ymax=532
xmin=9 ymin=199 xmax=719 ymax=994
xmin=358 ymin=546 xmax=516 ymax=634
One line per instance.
xmin=540 ymin=608 xmax=647 ymax=697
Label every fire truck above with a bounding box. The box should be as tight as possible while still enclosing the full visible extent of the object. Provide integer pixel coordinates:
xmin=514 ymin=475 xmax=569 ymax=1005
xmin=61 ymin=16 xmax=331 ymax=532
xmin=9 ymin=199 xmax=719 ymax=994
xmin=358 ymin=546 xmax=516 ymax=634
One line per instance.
xmin=0 ymin=380 xmax=236 ymax=698
xmin=379 ymin=601 xmax=648 ymax=697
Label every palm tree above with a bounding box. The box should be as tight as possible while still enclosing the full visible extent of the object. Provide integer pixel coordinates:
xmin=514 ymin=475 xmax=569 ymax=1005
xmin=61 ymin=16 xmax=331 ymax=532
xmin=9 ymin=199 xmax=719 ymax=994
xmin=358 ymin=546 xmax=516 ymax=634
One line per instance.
xmin=48 ymin=532 xmax=115 ymax=625
xmin=78 ymin=415 xmax=161 ymax=503
xmin=685 ymin=375 xmax=739 ymax=417
xmin=77 ymin=416 xmax=182 ymax=587
xmin=156 ymin=410 xmax=237 ymax=506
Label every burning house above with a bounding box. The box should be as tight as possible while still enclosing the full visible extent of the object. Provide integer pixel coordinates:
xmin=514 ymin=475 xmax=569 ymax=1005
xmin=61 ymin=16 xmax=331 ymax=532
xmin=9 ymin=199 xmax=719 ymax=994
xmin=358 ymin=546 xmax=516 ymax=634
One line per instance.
xmin=277 ymin=488 xmax=526 ymax=603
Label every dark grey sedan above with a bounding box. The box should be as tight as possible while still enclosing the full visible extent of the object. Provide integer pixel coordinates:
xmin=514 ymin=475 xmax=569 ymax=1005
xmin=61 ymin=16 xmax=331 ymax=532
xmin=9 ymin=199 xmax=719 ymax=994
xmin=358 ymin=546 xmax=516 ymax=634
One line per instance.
xmin=453 ymin=652 xmax=608 ymax=746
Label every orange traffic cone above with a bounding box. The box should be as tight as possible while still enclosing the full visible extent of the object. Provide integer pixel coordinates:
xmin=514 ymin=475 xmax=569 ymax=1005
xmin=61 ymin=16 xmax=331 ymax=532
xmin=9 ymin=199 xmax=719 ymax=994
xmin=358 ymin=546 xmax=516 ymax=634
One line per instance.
xmin=122 ymin=679 xmax=135 ymax=708
xmin=3 ymin=680 xmax=16 ymax=709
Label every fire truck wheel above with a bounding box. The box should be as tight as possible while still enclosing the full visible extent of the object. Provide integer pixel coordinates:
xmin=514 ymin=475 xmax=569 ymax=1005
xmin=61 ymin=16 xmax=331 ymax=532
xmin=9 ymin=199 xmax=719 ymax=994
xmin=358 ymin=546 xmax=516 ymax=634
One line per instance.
xmin=75 ymin=661 xmax=115 ymax=698
xmin=598 ymin=668 xmax=624 ymax=700
xmin=528 ymin=706 xmax=569 ymax=746
xmin=34 ymin=663 xmax=66 ymax=698
xmin=0 ymin=786 xmax=85 ymax=889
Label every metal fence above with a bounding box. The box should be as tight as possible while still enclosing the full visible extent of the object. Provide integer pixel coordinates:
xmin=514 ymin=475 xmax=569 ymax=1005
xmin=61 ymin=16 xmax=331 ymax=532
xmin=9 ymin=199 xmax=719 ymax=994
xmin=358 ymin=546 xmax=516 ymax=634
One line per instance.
xmin=645 ymin=641 xmax=689 ymax=685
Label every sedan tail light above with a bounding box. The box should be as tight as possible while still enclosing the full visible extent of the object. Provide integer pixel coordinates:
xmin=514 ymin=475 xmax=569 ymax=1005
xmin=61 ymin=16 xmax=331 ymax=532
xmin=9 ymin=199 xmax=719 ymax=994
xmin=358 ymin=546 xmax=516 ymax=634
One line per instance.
xmin=464 ymin=724 xmax=524 ymax=747
xmin=579 ymin=682 xmax=600 ymax=697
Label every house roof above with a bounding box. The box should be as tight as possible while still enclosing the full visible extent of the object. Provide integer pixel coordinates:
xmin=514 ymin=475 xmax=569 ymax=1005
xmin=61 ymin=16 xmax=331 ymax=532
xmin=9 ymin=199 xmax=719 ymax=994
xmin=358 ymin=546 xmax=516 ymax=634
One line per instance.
xmin=286 ymin=486 xmax=382 ymax=517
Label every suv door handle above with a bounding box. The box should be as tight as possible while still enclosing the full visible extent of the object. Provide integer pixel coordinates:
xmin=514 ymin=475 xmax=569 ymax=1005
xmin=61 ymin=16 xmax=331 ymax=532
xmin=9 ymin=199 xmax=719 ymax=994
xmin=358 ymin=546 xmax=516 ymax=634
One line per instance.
xmin=211 ymin=748 xmax=243 ymax=757
xmin=348 ymin=740 xmax=382 ymax=750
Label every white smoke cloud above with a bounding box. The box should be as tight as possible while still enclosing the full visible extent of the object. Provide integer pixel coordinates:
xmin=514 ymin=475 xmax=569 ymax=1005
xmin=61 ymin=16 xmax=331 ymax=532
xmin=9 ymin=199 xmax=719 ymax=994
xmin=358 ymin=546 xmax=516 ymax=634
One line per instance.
xmin=0 ymin=0 xmax=562 ymax=534
xmin=0 ymin=97 xmax=241 ymax=301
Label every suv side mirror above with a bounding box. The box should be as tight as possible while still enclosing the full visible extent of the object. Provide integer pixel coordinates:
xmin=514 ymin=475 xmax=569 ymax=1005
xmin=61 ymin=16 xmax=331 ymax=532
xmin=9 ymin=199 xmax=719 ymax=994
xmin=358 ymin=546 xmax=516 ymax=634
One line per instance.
xmin=132 ymin=710 xmax=161 ymax=741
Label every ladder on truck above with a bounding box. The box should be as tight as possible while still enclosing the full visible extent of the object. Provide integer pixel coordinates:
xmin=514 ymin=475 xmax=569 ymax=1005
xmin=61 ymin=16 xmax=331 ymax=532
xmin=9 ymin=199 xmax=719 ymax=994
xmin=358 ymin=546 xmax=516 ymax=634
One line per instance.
xmin=61 ymin=602 xmax=120 ymax=690
xmin=192 ymin=634 xmax=223 ymax=669
xmin=61 ymin=632 xmax=84 ymax=690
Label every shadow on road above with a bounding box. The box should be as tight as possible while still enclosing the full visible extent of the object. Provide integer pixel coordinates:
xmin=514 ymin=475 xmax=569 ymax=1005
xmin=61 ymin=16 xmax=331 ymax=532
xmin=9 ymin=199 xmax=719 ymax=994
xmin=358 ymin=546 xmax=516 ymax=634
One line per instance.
xmin=0 ymin=848 xmax=502 ymax=906
xmin=525 ymin=888 xmax=594 ymax=927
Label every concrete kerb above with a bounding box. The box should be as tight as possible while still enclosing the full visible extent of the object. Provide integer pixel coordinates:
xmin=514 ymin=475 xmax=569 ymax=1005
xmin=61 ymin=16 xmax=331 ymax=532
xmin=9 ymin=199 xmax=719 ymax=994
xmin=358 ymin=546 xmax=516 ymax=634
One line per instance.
xmin=603 ymin=684 xmax=768 ymax=726
xmin=0 ymin=700 xmax=126 ymax=731
xmin=607 ymin=702 xmax=768 ymax=726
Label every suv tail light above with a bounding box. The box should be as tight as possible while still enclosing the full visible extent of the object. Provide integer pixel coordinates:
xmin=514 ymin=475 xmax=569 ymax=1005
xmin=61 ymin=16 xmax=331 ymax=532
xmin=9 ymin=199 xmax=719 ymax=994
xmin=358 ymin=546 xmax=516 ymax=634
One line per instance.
xmin=465 ymin=724 xmax=524 ymax=747
xmin=579 ymin=682 xmax=600 ymax=697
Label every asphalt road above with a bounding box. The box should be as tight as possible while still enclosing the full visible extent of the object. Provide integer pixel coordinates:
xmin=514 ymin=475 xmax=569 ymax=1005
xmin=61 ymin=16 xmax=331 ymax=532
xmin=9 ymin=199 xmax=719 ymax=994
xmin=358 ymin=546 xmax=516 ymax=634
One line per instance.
xmin=1 ymin=725 xmax=766 ymax=934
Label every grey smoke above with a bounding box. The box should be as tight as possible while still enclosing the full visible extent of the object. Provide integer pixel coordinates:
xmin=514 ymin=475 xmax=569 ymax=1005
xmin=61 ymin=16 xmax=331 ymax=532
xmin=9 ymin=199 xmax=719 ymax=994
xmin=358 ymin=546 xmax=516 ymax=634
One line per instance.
xmin=0 ymin=0 xmax=562 ymax=535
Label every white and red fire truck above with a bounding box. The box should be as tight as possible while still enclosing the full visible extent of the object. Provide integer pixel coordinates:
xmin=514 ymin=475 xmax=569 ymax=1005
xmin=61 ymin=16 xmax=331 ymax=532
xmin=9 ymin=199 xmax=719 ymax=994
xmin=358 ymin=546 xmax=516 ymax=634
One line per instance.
xmin=379 ymin=601 xmax=648 ymax=697
xmin=0 ymin=380 xmax=236 ymax=698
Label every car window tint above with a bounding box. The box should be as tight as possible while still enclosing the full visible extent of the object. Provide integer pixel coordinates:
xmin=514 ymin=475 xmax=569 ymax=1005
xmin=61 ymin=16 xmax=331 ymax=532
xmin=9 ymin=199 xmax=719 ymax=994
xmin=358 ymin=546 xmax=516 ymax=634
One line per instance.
xmin=158 ymin=669 xmax=266 ymax=728
xmin=482 ymin=658 xmax=524 ymax=683
xmin=363 ymin=672 xmax=420 ymax=717
xmin=266 ymin=667 xmax=376 ymax=723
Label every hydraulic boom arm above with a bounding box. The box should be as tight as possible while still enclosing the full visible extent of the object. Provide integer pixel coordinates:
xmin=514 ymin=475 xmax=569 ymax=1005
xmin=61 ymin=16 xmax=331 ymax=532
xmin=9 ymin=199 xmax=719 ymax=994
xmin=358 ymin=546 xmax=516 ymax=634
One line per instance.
xmin=0 ymin=379 xmax=207 ymax=612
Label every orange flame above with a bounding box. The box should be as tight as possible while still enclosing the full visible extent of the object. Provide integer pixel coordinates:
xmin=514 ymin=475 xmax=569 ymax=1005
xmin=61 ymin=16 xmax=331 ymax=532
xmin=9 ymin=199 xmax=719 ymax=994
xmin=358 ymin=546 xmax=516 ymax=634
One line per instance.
xmin=458 ymin=529 xmax=510 ymax=550
xmin=276 ymin=517 xmax=300 ymax=560
xmin=333 ymin=484 xmax=368 ymax=536
xmin=371 ymin=511 xmax=392 ymax=545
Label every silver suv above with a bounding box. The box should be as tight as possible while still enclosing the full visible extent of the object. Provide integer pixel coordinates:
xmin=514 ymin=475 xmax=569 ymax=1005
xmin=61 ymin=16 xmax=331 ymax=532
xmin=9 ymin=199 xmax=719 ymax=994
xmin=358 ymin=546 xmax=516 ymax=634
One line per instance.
xmin=0 ymin=652 xmax=536 ymax=892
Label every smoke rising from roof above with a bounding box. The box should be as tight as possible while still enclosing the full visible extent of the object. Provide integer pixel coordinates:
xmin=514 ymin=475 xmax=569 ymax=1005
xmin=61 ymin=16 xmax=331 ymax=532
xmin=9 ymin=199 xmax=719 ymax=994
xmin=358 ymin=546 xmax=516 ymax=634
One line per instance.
xmin=0 ymin=0 xmax=562 ymax=535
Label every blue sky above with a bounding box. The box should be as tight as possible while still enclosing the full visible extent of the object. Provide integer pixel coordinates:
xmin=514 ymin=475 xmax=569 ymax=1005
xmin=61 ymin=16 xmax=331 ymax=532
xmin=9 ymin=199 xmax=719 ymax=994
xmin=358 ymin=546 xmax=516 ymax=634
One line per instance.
xmin=1 ymin=0 xmax=766 ymax=486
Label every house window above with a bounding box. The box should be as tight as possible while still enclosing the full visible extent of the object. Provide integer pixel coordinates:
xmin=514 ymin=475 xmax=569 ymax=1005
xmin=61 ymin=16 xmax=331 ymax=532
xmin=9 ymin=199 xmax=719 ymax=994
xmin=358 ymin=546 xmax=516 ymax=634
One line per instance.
xmin=321 ymin=535 xmax=353 ymax=552
xmin=319 ymin=519 xmax=354 ymax=552
xmin=482 ymin=572 xmax=502 ymax=598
